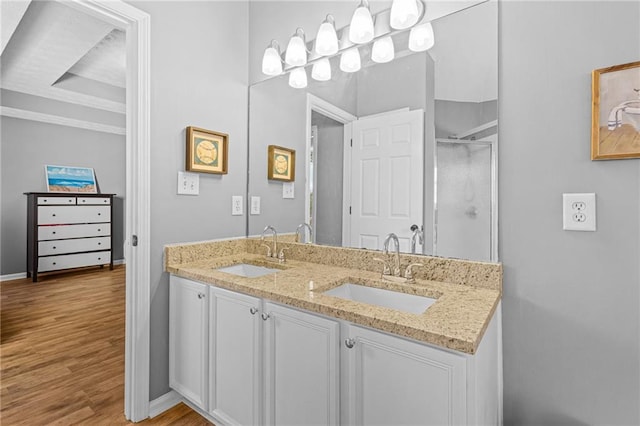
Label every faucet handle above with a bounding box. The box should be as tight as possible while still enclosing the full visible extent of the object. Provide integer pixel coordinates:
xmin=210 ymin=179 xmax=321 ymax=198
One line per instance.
xmin=404 ymin=263 xmax=424 ymax=280
xmin=261 ymin=243 xmax=272 ymax=258
xmin=373 ymin=258 xmax=391 ymax=276
xmin=278 ymin=247 xmax=289 ymax=263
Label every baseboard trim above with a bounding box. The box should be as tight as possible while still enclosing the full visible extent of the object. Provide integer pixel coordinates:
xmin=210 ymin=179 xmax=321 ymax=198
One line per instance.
xmin=113 ymin=259 xmax=126 ymax=266
xmin=149 ymin=390 xmax=183 ymax=418
xmin=0 ymin=272 xmax=27 ymax=282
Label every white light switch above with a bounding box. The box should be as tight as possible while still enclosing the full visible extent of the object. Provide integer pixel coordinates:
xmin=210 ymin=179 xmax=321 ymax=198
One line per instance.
xmin=177 ymin=171 xmax=199 ymax=195
xmin=251 ymin=196 xmax=261 ymax=215
xmin=283 ymin=182 xmax=295 ymax=199
xmin=232 ymin=195 xmax=243 ymax=216
xmin=563 ymin=193 xmax=596 ymax=231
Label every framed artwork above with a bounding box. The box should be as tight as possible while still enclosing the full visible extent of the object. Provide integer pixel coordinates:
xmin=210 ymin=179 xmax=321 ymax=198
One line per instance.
xmin=591 ymin=61 xmax=640 ymax=160
xmin=186 ymin=126 xmax=228 ymax=174
xmin=45 ymin=165 xmax=97 ymax=193
xmin=268 ymin=145 xmax=296 ymax=182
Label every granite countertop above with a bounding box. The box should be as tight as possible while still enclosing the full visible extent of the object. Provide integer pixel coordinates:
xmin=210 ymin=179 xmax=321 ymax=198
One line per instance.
xmin=165 ymin=244 xmax=501 ymax=354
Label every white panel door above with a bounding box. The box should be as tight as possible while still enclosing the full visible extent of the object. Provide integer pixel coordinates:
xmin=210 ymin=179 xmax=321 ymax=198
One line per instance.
xmin=169 ymin=276 xmax=209 ymax=410
xmin=209 ymin=286 xmax=261 ymax=426
xmin=348 ymin=110 xmax=424 ymax=252
xmin=264 ymin=302 xmax=340 ymax=426
xmin=344 ymin=324 xmax=467 ymax=426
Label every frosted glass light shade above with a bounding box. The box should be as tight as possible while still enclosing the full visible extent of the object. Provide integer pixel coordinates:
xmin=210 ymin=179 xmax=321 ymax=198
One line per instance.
xmin=390 ymin=0 xmax=420 ymax=30
xmin=408 ymin=22 xmax=435 ymax=52
xmin=349 ymin=5 xmax=374 ymax=44
xmin=262 ymin=45 xmax=282 ymax=76
xmin=315 ymin=19 xmax=339 ymax=56
xmin=312 ymin=58 xmax=332 ymax=81
xmin=289 ymin=67 xmax=308 ymax=88
xmin=285 ymin=34 xmax=307 ymax=66
xmin=340 ymin=47 xmax=361 ymax=73
xmin=371 ymin=36 xmax=394 ymax=63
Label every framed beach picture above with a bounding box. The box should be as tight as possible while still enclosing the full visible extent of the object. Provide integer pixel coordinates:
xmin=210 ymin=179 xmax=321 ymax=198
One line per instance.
xmin=591 ymin=61 xmax=640 ymax=160
xmin=186 ymin=126 xmax=228 ymax=174
xmin=268 ymin=145 xmax=295 ymax=182
xmin=45 ymin=165 xmax=98 ymax=193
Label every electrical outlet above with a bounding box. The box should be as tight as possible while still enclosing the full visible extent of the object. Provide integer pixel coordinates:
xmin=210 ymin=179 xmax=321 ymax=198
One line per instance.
xmin=250 ymin=196 xmax=261 ymax=215
xmin=563 ymin=193 xmax=596 ymax=231
xmin=232 ymin=195 xmax=243 ymax=216
xmin=177 ymin=171 xmax=199 ymax=195
xmin=283 ymin=182 xmax=295 ymax=199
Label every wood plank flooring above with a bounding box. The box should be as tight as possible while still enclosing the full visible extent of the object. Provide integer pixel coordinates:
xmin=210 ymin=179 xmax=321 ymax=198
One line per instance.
xmin=598 ymin=123 xmax=640 ymax=155
xmin=1 ymin=266 xmax=211 ymax=425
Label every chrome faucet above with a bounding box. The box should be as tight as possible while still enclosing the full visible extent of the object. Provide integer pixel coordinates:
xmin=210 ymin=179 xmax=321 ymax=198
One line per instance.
xmin=295 ymin=223 xmax=313 ymax=243
xmin=261 ymin=225 xmax=278 ymax=258
xmin=383 ymin=233 xmax=401 ymax=277
xmin=410 ymin=225 xmax=424 ymax=254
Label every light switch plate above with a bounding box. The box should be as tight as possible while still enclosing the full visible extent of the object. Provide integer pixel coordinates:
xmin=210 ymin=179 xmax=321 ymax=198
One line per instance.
xmin=177 ymin=171 xmax=199 ymax=195
xmin=250 ymin=196 xmax=261 ymax=215
xmin=283 ymin=182 xmax=295 ymax=199
xmin=563 ymin=193 xmax=596 ymax=231
xmin=232 ymin=195 xmax=243 ymax=216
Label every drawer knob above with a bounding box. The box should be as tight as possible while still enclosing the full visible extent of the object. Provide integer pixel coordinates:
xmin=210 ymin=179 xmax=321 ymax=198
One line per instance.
xmin=82 ymin=200 xmax=86 ymax=203
xmin=98 ymin=242 xmax=101 ymax=245
xmin=52 ymin=262 xmax=56 ymax=265
xmin=97 ymin=229 xmax=101 ymax=232
xmin=98 ymin=257 xmax=101 ymax=260
xmin=52 ymin=231 xmax=56 ymax=235
xmin=52 ymin=214 xmax=56 ymax=217
xmin=53 ymin=246 xmax=56 ymax=249
xmin=98 ymin=213 xmax=101 ymax=216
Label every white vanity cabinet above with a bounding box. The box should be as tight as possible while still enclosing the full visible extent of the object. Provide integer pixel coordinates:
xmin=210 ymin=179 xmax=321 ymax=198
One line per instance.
xmin=263 ymin=302 xmax=340 ymax=426
xmin=169 ymin=276 xmax=209 ymax=411
xmin=208 ymin=286 xmax=261 ymax=425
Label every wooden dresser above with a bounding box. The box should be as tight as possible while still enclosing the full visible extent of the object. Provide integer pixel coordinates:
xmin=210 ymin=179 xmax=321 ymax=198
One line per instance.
xmin=25 ymin=192 xmax=115 ymax=282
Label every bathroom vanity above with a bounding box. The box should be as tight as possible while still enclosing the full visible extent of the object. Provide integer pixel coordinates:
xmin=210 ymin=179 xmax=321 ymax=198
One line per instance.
xmin=165 ymin=238 xmax=502 ymax=425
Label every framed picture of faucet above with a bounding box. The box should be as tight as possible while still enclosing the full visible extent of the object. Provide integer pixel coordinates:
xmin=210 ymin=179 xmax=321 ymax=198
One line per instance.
xmin=267 ymin=145 xmax=296 ymax=181
xmin=591 ymin=60 xmax=640 ymax=160
xmin=186 ymin=126 xmax=229 ymax=174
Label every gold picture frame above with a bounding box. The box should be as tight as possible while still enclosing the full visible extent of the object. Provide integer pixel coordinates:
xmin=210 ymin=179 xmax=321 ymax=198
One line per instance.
xmin=591 ymin=61 xmax=640 ymax=160
xmin=267 ymin=145 xmax=296 ymax=182
xmin=186 ymin=126 xmax=228 ymax=174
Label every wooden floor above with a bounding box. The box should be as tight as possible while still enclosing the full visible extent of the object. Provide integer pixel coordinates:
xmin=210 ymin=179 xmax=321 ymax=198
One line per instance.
xmin=1 ymin=266 xmax=211 ymax=425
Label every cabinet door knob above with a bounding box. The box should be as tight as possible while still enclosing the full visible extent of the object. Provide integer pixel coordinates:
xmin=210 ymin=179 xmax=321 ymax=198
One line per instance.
xmin=198 ymin=292 xmax=205 ymax=299
xmin=250 ymin=307 xmax=258 ymax=315
xmin=345 ymin=338 xmax=356 ymax=349
xmin=261 ymin=312 xmax=270 ymax=321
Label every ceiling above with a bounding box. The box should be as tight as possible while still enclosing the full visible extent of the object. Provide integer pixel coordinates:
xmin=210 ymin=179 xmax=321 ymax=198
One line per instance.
xmin=0 ymin=0 xmax=126 ymax=131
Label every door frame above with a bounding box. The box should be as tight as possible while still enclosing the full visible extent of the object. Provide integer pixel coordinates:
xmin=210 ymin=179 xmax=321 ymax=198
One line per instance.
xmin=305 ymin=94 xmax=356 ymax=243
xmin=61 ymin=0 xmax=151 ymax=421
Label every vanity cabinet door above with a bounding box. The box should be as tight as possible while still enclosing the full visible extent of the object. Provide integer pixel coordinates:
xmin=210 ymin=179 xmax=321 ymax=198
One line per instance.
xmin=169 ymin=276 xmax=209 ymax=410
xmin=263 ymin=302 xmax=340 ymax=426
xmin=344 ymin=324 xmax=467 ymax=426
xmin=208 ymin=286 xmax=261 ymax=426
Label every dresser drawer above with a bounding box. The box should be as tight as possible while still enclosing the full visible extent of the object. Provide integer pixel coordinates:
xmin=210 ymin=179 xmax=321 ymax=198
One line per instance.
xmin=38 ymin=237 xmax=111 ymax=256
xmin=38 ymin=251 xmax=111 ymax=272
xmin=77 ymin=197 xmax=111 ymax=205
xmin=38 ymin=206 xmax=110 ymax=225
xmin=38 ymin=224 xmax=110 ymax=240
xmin=37 ymin=197 xmax=76 ymax=205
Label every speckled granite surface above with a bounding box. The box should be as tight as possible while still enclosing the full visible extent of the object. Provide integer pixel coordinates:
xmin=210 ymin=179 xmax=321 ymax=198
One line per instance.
xmin=165 ymin=238 xmax=502 ymax=354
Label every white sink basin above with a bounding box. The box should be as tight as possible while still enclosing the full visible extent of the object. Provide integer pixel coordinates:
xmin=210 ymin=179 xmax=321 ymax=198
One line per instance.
xmin=323 ymin=283 xmax=436 ymax=314
xmin=216 ymin=263 xmax=281 ymax=278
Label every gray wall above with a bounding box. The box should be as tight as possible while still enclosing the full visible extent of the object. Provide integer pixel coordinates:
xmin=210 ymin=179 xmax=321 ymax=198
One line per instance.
xmin=0 ymin=117 xmax=126 ymax=274
xmin=128 ymin=1 xmax=249 ymax=400
xmin=500 ymin=1 xmax=640 ymax=424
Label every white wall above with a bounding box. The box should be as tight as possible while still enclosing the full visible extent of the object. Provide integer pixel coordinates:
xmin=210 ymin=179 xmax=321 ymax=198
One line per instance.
xmin=128 ymin=1 xmax=249 ymax=400
xmin=500 ymin=1 xmax=640 ymax=424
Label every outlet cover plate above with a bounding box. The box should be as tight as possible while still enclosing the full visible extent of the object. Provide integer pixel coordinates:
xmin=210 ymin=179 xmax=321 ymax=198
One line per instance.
xmin=232 ymin=195 xmax=243 ymax=216
xmin=178 ymin=171 xmax=199 ymax=195
xmin=563 ymin=193 xmax=596 ymax=231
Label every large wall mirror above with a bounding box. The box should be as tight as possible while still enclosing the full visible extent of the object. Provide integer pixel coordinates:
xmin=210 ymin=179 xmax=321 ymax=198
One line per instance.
xmin=248 ymin=0 xmax=498 ymax=262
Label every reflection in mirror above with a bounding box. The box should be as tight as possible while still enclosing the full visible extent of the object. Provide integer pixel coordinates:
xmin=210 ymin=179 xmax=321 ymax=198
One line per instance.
xmin=248 ymin=0 xmax=497 ymax=262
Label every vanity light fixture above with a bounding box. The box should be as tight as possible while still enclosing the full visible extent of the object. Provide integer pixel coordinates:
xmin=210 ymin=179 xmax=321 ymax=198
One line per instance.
xmin=285 ymin=28 xmax=308 ymax=67
xmin=408 ymin=22 xmax=435 ymax=52
xmin=261 ymin=40 xmax=283 ymax=76
xmin=315 ymin=15 xmax=339 ymax=56
xmin=371 ymin=36 xmax=395 ymax=63
xmin=311 ymin=58 xmax=332 ymax=81
xmin=340 ymin=47 xmax=361 ymax=73
xmin=289 ymin=67 xmax=308 ymax=88
xmin=349 ymin=0 xmax=375 ymax=44
xmin=390 ymin=0 xmax=420 ymax=30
